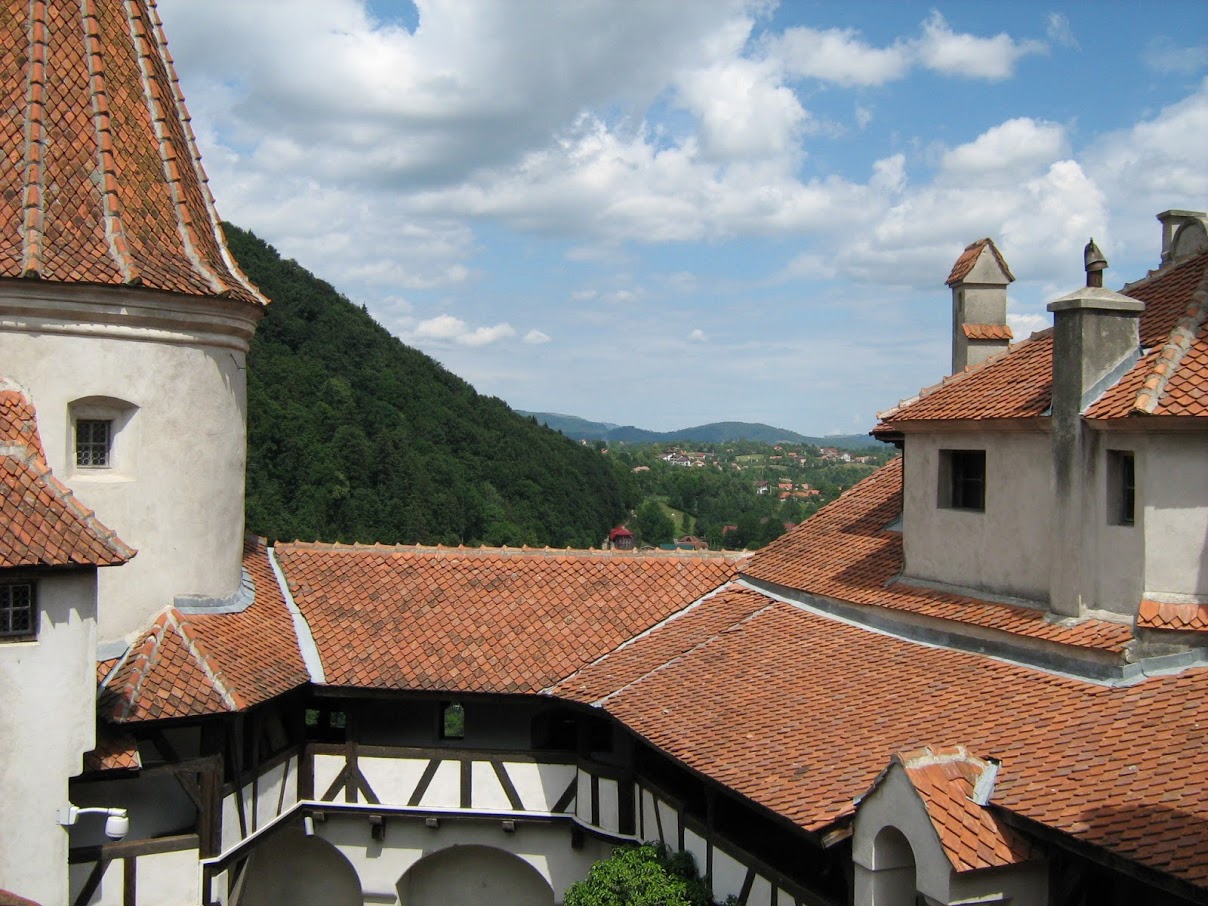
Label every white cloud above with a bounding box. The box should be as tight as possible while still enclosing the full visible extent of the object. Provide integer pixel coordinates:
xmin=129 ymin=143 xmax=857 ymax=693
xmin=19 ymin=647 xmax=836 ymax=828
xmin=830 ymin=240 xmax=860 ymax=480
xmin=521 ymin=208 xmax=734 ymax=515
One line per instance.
xmin=1008 ymin=312 xmax=1049 ymax=337
xmin=1045 ymin=13 xmax=1078 ymax=50
xmin=411 ymin=314 xmax=516 ymax=347
xmin=772 ymin=26 xmax=911 ymax=87
xmin=523 ymin=329 xmax=551 ymax=344
xmin=689 ymin=328 xmax=708 ymax=342
xmin=940 ymin=118 xmax=1068 ymax=184
xmin=917 ymin=11 xmax=1046 ymax=81
xmin=1141 ymin=38 xmax=1208 ymax=75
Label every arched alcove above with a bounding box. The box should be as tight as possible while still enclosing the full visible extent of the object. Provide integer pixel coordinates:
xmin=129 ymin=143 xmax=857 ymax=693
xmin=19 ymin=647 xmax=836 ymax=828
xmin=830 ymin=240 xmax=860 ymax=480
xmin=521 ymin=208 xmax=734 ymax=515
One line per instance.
xmin=868 ymin=825 xmax=919 ymax=906
xmin=233 ymin=826 xmax=361 ymax=906
xmin=397 ymin=844 xmax=555 ymax=906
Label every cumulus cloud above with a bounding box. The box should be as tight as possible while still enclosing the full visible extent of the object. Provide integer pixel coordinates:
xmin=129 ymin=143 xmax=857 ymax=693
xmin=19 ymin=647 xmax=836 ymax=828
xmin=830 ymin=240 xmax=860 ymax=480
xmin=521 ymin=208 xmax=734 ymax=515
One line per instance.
xmin=940 ymin=118 xmax=1068 ymax=184
xmin=772 ymin=26 xmax=911 ymax=87
xmin=411 ymin=314 xmax=516 ymax=347
xmin=916 ymin=11 xmax=1047 ymax=80
xmin=523 ymin=330 xmax=551 ymax=344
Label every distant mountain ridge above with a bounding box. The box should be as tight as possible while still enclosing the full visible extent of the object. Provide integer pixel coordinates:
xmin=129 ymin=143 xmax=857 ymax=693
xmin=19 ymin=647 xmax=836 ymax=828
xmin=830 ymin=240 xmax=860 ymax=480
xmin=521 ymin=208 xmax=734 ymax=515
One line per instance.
xmin=520 ymin=412 xmax=880 ymax=449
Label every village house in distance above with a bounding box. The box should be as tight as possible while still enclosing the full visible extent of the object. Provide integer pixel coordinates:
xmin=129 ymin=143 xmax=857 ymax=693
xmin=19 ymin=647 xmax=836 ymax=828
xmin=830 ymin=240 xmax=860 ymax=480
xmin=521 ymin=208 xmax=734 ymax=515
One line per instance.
xmin=1 ymin=2 xmax=1206 ymax=905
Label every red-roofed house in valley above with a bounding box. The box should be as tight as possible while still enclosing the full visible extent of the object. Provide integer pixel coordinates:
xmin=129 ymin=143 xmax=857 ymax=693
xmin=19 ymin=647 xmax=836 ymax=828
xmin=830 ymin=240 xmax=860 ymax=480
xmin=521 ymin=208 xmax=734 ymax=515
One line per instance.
xmin=1 ymin=2 xmax=1207 ymax=905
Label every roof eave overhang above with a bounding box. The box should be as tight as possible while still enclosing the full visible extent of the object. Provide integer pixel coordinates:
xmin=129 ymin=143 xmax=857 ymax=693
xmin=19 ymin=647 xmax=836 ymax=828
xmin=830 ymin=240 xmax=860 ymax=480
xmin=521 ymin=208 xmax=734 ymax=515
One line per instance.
xmin=1085 ymin=414 xmax=1208 ymax=433
xmin=875 ymin=417 xmax=1050 ymax=436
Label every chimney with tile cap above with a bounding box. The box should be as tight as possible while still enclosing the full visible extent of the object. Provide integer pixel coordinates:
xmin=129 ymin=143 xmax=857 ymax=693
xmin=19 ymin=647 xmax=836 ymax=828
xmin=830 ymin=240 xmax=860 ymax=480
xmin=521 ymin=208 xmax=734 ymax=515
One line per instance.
xmin=946 ymin=238 xmax=1014 ymax=374
xmin=1046 ymin=241 xmax=1144 ymax=617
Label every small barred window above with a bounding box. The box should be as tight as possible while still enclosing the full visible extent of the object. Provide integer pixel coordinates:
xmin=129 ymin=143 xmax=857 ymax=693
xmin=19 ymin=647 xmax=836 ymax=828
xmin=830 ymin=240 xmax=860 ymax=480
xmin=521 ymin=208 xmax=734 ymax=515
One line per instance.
xmin=76 ymin=419 xmax=112 ymax=468
xmin=1 ymin=584 xmax=35 ymax=639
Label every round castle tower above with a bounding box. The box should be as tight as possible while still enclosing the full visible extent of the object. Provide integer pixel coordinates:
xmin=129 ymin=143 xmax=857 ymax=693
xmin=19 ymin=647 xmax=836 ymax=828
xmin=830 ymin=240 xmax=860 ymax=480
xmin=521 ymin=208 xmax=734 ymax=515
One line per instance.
xmin=0 ymin=0 xmax=267 ymax=642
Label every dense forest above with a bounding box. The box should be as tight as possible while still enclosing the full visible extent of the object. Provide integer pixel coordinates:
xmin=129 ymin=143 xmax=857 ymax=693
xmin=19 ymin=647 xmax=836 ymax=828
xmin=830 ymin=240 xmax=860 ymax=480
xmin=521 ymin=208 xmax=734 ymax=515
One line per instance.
xmin=226 ymin=225 xmax=627 ymax=548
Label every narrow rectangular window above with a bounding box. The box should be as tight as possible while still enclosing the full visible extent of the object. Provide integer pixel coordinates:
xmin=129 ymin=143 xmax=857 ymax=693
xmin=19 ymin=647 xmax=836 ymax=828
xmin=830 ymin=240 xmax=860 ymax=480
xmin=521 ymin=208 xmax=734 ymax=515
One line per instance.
xmin=441 ymin=702 xmax=465 ymax=740
xmin=1108 ymin=451 xmax=1136 ymax=526
xmin=939 ymin=450 xmax=985 ymax=511
xmin=0 ymin=584 xmax=35 ymax=639
xmin=76 ymin=419 xmax=112 ymax=468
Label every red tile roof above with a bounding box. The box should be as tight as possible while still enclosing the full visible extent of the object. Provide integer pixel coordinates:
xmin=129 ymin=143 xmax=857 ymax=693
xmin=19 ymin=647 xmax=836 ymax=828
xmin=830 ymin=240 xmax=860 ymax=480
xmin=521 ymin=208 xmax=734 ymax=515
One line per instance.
xmin=100 ymin=538 xmax=309 ymax=722
xmin=276 ymin=542 xmax=741 ymax=694
xmin=83 ymin=724 xmax=142 ymax=772
xmin=961 ymin=323 xmax=1013 ymax=341
xmin=0 ymin=386 xmax=133 ymax=568
xmin=742 ymin=460 xmax=1133 ymax=655
xmin=1138 ymin=599 xmax=1208 ymax=633
xmin=946 ymin=238 xmax=1014 ymax=287
xmin=881 ymin=250 xmax=1208 ymax=427
xmin=886 ymin=745 xmax=1036 ymax=872
xmin=0 ymin=0 xmax=264 ymax=305
xmin=567 ymin=583 xmax=1208 ymax=889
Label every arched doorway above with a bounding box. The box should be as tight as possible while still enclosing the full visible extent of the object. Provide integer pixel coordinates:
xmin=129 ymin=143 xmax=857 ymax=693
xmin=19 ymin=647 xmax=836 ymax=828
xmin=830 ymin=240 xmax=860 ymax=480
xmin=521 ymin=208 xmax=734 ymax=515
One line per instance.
xmin=868 ymin=825 xmax=919 ymax=906
xmin=397 ymin=844 xmax=555 ymax=906
xmin=234 ymin=826 xmax=361 ymax=906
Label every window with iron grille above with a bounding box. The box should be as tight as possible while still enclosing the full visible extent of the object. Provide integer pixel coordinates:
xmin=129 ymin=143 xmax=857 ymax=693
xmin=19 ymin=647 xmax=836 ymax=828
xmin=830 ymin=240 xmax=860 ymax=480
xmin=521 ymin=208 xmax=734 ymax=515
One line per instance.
xmin=1107 ymin=450 xmax=1136 ymax=526
xmin=1 ymin=583 xmax=35 ymax=639
xmin=76 ymin=419 xmax=112 ymax=468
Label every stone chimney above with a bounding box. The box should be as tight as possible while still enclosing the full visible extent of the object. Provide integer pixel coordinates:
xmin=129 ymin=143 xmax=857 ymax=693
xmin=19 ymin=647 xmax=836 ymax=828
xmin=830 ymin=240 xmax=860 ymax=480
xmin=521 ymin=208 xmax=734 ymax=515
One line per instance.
xmin=1046 ymin=241 xmax=1144 ymax=617
xmin=1157 ymin=210 xmax=1208 ymax=267
xmin=946 ymin=238 xmax=1014 ymax=374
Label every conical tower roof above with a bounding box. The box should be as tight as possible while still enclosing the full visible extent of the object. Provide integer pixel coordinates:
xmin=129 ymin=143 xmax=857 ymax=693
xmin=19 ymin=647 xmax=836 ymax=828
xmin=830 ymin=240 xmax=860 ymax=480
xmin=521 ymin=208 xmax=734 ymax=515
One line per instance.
xmin=1 ymin=0 xmax=265 ymax=305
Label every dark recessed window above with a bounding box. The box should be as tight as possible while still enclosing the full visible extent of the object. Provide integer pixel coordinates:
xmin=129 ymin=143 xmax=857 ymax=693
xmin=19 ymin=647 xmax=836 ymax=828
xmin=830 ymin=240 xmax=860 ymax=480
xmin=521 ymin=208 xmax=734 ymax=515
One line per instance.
xmin=75 ymin=419 xmax=112 ymax=468
xmin=1107 ymin=451 xmax=1136 ymax=526
xmin=1 ymin=583 xmax=35 ymax=640
xmin=939 ymin=450 xmax=985 ymax=511
xmin=441 ymin=702 xmax=465 ymax=740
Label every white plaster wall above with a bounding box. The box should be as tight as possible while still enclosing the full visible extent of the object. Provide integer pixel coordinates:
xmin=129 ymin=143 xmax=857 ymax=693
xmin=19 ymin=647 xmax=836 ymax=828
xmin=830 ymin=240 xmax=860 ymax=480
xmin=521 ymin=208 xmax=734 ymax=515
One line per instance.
xmin=505 ymin=761 xmax=575 ymax=812
xmin=137 ymin=848 xmax=202 ymax=906
xmin=359 ymin=756 xmax=429 ymax=805
xmin=418 ymin=760 xmax=461 ymax=808
xmin=575 ymin=770 xmax=591 ymax=823
xmin=0 ymin=570 xmax=97 ymax=906
xmin=314 ymin=754 xmax=345 ymax=801
xmin=656 ymin=800 xmax=680 ymax=847
xmin=711 ymin=846 xmax=748 ymax=901
xmin=471 ymin=761 xmax=511 ymax=810
xmin=222 ymin=792 xmax=243 ymax=852
xmin=1089 ymin=437 xmax=1145 ymax=615
xmin=255 ymin=759 xmax=292 ymax=830
xmin=2 ymin=286 xmax=256 ymax=641
xmin=1144 ymin=434 xmax=1208 ymax=597
xmin=902 ymin=432 xmax=1052 ymax=601
xmin=313 ymin=812 xmax=615 ymax=904
xmin=683 ymin=827 xmax=708 ymax=886
xmin=597 ymin=776 xmax=619 ymax=832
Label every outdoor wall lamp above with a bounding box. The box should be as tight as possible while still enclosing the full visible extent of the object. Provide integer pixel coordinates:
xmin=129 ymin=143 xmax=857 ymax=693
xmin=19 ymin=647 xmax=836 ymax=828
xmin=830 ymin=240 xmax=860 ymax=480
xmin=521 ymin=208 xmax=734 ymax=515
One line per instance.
xmin=57 ymin=805 xmax=130 ymax=841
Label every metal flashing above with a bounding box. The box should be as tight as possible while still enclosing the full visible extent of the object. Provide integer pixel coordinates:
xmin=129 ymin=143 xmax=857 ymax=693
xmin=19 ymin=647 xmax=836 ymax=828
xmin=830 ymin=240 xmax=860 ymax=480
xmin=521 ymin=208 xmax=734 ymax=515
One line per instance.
xmin=175 ymin=568 xmax=255 ymax=614
xmin=268 ymin=545 xmax=326 ymax=683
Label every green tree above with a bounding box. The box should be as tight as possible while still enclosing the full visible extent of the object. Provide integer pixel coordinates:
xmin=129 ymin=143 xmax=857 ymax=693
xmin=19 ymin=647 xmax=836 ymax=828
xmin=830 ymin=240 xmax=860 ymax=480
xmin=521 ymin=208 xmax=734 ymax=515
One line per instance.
xmin=564 ymin=845 xmax=729 ymax=906
xmin=632 ymin=500 xmax=675 ymax=546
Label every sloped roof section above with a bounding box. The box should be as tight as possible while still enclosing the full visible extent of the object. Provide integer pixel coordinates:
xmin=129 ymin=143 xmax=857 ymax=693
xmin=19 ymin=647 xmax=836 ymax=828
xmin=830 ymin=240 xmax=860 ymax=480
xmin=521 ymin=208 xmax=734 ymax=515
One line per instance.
xmin=946 ymin=238 xmax=1015 ymax=286
xmin=1138 ymin=599 xmax=1208 ymax=633
xmin=100 ymin=538 xmax=308 ymax=722
xmin=886 ymin=745 xmax=1036 ymax=872
xmin=275 ymin=543 xmax=742 ymax=694
xmin=742 ymin=460 xmax=1132 ymax=655
xmin=0 ymin=0 xmax=264 ymax=305
xmin=882 ymin=249 xmax=1208 ymax=426
xmin=575 ymin=586 xmax=1208 ymax=890
xmin=0 ymin=385 xmax=133 ymax=568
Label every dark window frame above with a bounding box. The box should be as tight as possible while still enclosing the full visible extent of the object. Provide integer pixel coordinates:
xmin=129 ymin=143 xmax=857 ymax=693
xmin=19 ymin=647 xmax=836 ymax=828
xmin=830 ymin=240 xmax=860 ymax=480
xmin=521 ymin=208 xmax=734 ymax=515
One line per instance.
xmin=75 ymin=418 xmax=113 ymax=468
xmin=939 ymin=449 xmax=986 ymax=512
xmin=1107 ymin=450 xmax=1136 ymax=526
xmin=0 ymin=582 xmax=36 ymax=640
xmin=440 ymin=701 xmax=465 ymax=740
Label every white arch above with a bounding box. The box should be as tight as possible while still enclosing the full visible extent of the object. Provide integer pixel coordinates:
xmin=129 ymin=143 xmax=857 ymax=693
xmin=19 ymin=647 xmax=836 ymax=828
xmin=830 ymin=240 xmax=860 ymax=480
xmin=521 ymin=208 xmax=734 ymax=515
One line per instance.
xmin=396 ymin=843 xmax=555 ymax=906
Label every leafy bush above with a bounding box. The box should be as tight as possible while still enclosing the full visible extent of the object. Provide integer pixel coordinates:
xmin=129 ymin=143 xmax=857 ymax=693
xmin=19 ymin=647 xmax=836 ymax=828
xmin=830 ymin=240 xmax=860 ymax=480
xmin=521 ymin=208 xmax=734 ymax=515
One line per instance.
xmin=564 ymin=844 xmax=737 ymax=906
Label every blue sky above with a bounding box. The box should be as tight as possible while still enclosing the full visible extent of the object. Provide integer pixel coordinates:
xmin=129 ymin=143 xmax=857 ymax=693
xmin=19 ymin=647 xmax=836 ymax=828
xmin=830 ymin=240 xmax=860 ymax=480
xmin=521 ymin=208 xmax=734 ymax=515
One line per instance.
xmin=157 ymin=1 xmax=1207 ymax=436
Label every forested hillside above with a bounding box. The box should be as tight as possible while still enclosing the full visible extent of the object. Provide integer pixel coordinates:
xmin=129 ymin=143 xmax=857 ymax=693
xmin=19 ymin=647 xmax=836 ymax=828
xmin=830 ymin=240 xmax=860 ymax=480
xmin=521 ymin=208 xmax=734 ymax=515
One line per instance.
xmin=226 ymin=225 xmax=626 ymax=548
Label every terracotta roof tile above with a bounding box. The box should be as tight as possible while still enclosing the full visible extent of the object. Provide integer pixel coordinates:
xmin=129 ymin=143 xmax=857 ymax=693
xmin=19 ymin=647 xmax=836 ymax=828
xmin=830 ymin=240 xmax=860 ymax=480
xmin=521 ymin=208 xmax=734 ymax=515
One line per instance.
xmin=742 ymin=460 xmax=1133 ymax=654
xmin=580 ymin=590 xmax=1208 ymax=889
xmin=0 ymin=386 xmax=134 ymax=568
xmin=962 ymin=323 xmax=1013 ymax=341
xmin=888 ymin=745 xmax=1036 ymax=872
xmin=100 ymin=538 xmax=309 ymax=722
xmin=0 ymin=0 xmax=264 ymax=305
xmin=946 ymin=238 xmax=1014 ymax=287
xmin=276 ymin=543 xmax=741 ymax=695
xmin=83 ymin=724 xmax=141 ymax=772
xmin=1138 ymin=599 xmax=1208 ymax=633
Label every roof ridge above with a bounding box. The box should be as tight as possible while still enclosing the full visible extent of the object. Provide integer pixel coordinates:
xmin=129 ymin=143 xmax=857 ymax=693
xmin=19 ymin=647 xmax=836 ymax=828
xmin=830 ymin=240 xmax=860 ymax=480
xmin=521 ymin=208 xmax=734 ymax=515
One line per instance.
xmin=1133 ymin=265 xmax=1208 ymax=413
xmin=19 ymin=0 xmax=49 ymax=277
xmin=27 ymin=457 xmax=137 ymax=562
xmin=82 ymin=0 xmax=141 ymax=285
xmin=1119 ymin=247 xmax=1208 ymax=295
xmin=106 ymin=608 xmax=173 ymax=721
xmin=279 ymin=539 xmax=741 ymax=561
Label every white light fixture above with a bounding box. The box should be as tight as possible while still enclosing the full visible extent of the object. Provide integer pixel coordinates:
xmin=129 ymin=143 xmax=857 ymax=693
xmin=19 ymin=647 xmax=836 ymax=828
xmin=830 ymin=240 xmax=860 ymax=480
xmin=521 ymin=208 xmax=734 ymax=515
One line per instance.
xmin=57 ymin=805 xmax=130 ymax=841
xmin=303 ymin=816 xmax=316 ymax=837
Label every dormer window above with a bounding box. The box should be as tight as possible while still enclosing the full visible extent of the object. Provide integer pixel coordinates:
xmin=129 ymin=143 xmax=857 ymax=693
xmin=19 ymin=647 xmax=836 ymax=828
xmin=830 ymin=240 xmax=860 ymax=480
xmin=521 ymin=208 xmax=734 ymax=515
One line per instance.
xmin=939 ymin=450 xmax=985 ymax=512
xmin=1 ymin=582 xmax=35 ymax=640
xmin=75 ymin=419 xmax=112 ymax=468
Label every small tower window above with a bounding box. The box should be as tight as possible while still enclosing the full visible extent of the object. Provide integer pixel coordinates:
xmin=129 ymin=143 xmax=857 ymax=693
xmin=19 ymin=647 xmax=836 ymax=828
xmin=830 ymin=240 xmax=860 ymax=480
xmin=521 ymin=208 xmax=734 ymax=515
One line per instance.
xmin=1 ymin=583 xmax=35 ymax=640
xmin=939 ymin=450 xmax=985 ymax=511
xmin=75 ymin=419 xmax=112 ymax=468
xmin=1107 ymin=451 xmax=1136 ymax=526
xmin=441 ymin=702 xmax=465 ymax=740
